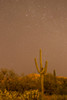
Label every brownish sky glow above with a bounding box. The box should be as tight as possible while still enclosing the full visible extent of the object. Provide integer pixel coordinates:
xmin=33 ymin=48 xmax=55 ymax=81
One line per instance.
xmin=0 ymin=0 xmax=67 ymax=76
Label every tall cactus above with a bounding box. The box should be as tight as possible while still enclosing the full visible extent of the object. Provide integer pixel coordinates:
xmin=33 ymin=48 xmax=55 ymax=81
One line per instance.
xmin=34 ymin=49 xmax=48 ymax=100
xmin=53 ymin=69 xmax=57 ymax=86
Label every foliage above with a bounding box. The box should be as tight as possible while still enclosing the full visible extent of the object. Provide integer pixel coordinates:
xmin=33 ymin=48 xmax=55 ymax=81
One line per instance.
xmin=0 ymin=68 xmax=67 ymax=96
xmin=0 ymin=89 xmax=67 ymax=100
xmin=44 ymin=73 xmax=67 ymax=95
xmin=0 ymin=89 xmax=24 ymax=100
xmin=51 ymin=95 xmax=67 ymax=100
xmin=23 ymin=89 xmax=40 ymax=100
xmin=0 ymin=89 xmax=41 ymax=100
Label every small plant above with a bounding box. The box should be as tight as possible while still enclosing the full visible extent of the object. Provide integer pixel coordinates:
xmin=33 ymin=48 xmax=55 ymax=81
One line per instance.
xmin=23 ymin=89 xmax=40 ymax=100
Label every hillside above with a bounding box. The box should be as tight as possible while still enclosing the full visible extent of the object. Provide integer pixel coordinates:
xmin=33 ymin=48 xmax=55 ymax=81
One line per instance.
xmin=27 ymin=73 xmax=67 ymax=80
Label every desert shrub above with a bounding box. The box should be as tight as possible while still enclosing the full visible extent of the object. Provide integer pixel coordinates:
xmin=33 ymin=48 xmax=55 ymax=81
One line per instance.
xmin=44 ymin=73 xmax=67 ymax=95
xmin=20 ymin=74 xmax=40 ymax=92
xmin=51 ymin=95 xmax=67 ymax=100
xmin=0 ymin=89 xmax=24 ymax=100
xmin=0 ymin=69 xmax=40 ymax=93
xmin=58 ymin=79 xmax=67 ymax=95
xmin=23 ymin=89 xmax=40 ymax=100
xmin=0 ymin=68 xmax=23 ymax=92
xmin=0 ymin=68 xmax=67 ymax=96
xmin=0 ymin=89 xmax=41 ymax=100
xmin=44 ymin=73 xmax=58 ymax=95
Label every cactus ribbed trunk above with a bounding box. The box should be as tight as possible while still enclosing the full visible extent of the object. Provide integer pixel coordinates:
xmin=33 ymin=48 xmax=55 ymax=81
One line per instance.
xmin=41 ymin=74 xmax=44 ymax=99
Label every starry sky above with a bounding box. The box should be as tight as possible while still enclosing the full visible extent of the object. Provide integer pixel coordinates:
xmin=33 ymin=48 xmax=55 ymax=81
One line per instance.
xmin=0 ymin=0 xmax=67 ymax=76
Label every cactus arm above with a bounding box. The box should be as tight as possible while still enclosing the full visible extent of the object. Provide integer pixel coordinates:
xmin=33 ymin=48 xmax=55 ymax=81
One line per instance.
xmin=34 ymin=58 xmax=40 ymax=73
xmin=40 ymin=68 xmax=46 ymax=74
xmin=40 ymin=49 xmax=43 ymax=70
xmin=40 ymin=61 xmax=48 ymax=74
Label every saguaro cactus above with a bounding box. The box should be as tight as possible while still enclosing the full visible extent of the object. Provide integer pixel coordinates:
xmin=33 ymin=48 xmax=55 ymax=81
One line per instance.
xmin=34 ymin=49 xmax=48 ymax=100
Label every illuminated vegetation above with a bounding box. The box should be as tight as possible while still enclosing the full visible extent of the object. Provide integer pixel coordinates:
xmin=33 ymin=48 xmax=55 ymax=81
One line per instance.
xmin=0 ymin=68 xmax=66 ymax=100
xmin=0 ymin=50 xmax=67 ymax=99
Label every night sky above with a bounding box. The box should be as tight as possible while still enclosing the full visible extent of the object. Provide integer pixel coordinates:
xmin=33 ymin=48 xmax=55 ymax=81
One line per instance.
xmin=0 ymin=0 xmax=67 ymax=76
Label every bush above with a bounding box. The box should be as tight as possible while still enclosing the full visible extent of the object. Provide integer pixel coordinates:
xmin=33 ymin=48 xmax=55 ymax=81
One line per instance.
xmin=51 ymin=95 xmax=67 ymax=100
xmin=0 ymin=68 xmax=67 ymax=96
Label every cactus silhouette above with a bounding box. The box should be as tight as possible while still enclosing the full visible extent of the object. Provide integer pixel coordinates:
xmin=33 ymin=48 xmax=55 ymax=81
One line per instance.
xmin=53 ymin=69 xmax=57 ymax=85
xmin=34 ymin=49 xmax=48 ymax=100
